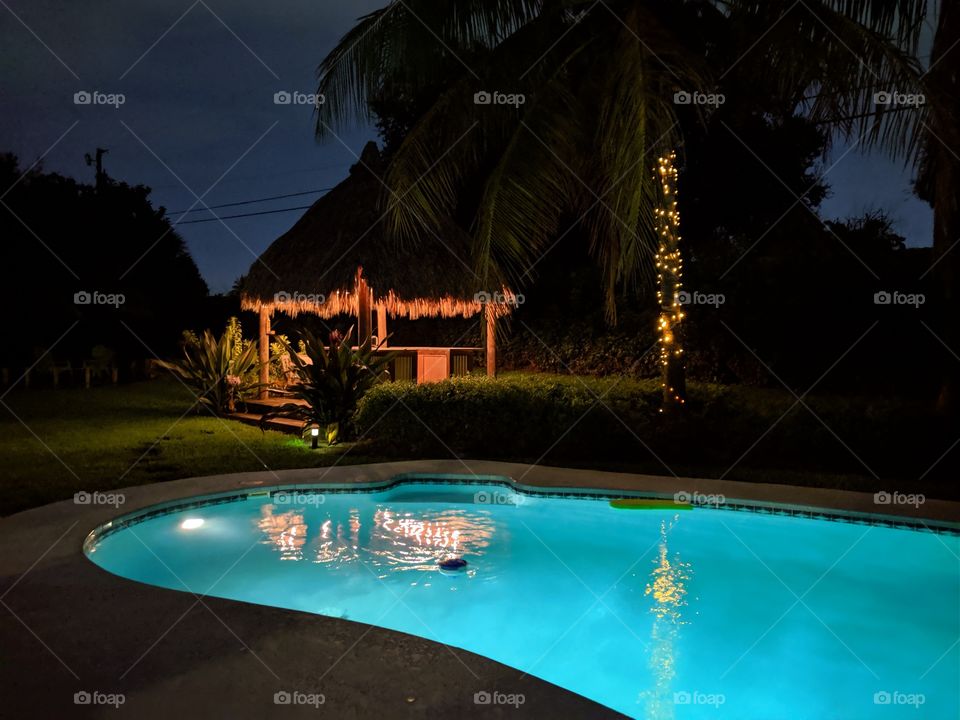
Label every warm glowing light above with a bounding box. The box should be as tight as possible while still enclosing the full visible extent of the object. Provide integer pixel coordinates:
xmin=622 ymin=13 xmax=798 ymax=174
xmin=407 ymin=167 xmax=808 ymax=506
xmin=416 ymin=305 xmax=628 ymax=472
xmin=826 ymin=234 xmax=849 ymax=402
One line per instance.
xmin=311 ymin=427 xmax=320 ymax=437
xmin=654 ymin=151 xmax=685 ymax=408
xmin=638 ymin=517 xmax=693 ymax=715
xmin=180 ymin=518 xmax=204 ymax=530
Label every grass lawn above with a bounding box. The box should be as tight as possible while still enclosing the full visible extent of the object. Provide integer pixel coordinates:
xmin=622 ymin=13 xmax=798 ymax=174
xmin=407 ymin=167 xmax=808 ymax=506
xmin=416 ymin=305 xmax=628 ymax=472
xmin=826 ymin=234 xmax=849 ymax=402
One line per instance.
xmin=0 ymin=378 xmax=380 ymax=516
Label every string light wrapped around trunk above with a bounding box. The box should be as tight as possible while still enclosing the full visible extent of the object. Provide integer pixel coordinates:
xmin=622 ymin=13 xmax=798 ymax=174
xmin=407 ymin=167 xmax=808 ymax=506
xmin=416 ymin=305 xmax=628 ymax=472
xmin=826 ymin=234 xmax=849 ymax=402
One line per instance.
xmin=655 ymin=152 xmax=686 ymax=410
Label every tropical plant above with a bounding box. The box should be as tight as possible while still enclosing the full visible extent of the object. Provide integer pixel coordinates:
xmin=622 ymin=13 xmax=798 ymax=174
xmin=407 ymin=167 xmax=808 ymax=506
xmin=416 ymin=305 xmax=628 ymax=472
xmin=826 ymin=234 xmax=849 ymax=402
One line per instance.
xmin=264 ymin=327 xmax=395 ymax=443
xmin=269 ymin=333 xmax=293 ymax=388
xmin=315 ymin=0 xmax=928 ymax=408
xmin=158 ymin=320 xmax=261 ymax=415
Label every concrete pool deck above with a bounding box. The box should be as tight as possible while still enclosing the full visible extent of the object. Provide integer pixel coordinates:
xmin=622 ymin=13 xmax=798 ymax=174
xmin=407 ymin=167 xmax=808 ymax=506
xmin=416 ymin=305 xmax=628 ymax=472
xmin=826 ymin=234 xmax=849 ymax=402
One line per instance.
xmin=2 ymin=460 xmax=958 ymax=718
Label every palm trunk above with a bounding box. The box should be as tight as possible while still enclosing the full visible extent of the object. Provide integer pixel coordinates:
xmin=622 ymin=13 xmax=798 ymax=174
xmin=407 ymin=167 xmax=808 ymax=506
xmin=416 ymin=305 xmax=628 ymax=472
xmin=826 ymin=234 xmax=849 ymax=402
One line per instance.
xmin=656 ymin=152 xmax=686 ymax=411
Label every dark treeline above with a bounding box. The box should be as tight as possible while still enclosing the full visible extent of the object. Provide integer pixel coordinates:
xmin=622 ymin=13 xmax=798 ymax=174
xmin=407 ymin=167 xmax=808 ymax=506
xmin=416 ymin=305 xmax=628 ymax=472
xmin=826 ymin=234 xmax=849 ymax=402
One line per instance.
xmin=0 ymin=153 xmax=217 ymax=377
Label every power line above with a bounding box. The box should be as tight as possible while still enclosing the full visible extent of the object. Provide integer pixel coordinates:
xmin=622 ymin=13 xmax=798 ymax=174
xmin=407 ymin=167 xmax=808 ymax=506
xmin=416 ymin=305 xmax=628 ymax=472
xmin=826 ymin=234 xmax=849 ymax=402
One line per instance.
xmin=811 ymin=104 xmax=924 ymax=126
xmin=175 ymin=205 xmax=315 ymax=225
xmin=148 ymin=161 xmax=353 ymax=191
xmin=169 ymin=187 xmax=333 ymax=215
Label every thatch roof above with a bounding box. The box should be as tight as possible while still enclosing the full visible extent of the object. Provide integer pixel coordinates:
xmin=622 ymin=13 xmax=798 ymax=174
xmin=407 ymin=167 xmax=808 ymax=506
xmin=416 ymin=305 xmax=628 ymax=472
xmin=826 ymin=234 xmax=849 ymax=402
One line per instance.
xmin=241 ymin=142 xmax=515 ymax=320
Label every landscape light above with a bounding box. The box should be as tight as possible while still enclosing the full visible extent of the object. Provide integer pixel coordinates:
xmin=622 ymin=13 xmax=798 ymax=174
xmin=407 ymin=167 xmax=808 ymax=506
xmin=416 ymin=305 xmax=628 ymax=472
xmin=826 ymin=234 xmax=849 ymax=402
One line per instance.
xmin=311 ymin=426 xmax=319 ymax=449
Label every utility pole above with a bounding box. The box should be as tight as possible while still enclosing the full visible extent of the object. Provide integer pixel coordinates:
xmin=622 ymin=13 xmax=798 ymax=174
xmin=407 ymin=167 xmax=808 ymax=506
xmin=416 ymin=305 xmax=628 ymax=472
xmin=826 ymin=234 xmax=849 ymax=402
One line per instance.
xmin=84 ymin=148 xmax=109 ymax=191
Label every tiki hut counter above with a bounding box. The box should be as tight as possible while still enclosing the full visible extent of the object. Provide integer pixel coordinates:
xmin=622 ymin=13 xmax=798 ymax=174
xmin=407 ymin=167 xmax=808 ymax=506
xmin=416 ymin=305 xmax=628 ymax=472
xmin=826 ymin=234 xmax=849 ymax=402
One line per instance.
xmin=241 ymin=142 xmax=516 ymax=396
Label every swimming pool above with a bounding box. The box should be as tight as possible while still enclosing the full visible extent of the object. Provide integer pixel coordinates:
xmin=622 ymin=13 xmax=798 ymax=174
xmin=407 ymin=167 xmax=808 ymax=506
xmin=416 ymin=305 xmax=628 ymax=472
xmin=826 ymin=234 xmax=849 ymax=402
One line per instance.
xmin=84 ymin=479 xmax=960 ymax=718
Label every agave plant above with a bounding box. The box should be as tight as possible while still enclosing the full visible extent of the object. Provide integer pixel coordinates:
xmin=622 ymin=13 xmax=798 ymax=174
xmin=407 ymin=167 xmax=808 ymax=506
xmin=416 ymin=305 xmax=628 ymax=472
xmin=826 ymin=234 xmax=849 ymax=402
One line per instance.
xmin=264 ymin=327 xmax=395 ymax=444
xmin=157 ymin=323 xmax=261 ymax=415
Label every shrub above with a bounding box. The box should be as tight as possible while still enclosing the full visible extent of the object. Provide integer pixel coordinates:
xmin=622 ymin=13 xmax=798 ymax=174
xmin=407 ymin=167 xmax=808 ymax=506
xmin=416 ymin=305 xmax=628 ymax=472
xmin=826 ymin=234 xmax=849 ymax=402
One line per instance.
xmin=264 ymin=328 xmax=394 ymax=443
xmin=158 ymin=318 xmax=260 ymax=415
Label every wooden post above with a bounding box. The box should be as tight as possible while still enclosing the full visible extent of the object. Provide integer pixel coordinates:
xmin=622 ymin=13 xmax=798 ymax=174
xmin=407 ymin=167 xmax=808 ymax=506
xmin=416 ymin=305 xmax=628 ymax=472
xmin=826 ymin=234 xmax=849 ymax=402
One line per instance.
xmin=356 ymin=277 xmax=373 ymax=346
xmin=258 ymin=306 xmax=271 ymax=400
xmin=377 ymin=303 xmax=388 ymax=347
xmin=485 ymin=303 xmax=497 ymax=377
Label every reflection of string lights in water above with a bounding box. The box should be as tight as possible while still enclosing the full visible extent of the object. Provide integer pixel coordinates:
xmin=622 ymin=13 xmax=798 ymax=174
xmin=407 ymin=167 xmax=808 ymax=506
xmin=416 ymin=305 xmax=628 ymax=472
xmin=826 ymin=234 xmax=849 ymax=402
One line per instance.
xmin=349 ymin=510 xmax=360 ymax=546
xmin=640 ymin=516 xmax=693 ymax=720
xmin=315 ymin=514 xmax=360 ymax=566
xmin=258 ymin=505 xmax=307 ymax=561
xmin=380 ymin=512 xmax=460 ymax=549
xmin=367 ymin=508 xmax=495 ymax=575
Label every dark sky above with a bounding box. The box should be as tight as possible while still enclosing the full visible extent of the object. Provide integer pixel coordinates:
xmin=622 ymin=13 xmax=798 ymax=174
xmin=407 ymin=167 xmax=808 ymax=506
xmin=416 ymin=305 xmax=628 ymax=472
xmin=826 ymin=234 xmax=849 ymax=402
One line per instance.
xmin=1 ymin=0 xmax=933 ymax=293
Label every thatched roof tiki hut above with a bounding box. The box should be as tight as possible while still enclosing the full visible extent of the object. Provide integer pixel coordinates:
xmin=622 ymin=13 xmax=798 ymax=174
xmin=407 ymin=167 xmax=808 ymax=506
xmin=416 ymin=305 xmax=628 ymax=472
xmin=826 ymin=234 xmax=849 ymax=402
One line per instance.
xmin=241 ymin=143 xmax=517 ymax=397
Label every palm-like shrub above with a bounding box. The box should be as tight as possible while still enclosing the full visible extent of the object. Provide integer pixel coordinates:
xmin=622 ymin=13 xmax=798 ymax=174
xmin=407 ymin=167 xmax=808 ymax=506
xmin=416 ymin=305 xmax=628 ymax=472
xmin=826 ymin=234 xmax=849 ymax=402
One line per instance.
xmin=158 ymin=322 xmax=260 ymax=415
xmin=265 ymin=327 xmax=394 ymax=443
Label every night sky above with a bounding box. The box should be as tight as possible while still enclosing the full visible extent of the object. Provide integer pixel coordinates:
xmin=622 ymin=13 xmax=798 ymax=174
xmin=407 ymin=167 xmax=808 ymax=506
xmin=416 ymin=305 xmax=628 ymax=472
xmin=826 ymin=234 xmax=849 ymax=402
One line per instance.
xmin=1 ymin=0 xmax=933 ymax=293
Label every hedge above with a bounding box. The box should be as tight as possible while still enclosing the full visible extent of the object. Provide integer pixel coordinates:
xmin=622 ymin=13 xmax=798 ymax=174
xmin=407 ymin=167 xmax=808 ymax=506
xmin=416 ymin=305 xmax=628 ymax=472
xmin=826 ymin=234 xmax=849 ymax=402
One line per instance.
xmin=354 ymin=374 xmax=951 ymax=491
xmin=356 ymin=374 xmax=663 ymax=459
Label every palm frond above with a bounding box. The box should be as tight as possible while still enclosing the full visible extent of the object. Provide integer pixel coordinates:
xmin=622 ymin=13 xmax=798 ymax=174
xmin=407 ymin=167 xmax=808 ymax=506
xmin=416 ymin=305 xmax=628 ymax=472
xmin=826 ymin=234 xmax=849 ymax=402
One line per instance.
xmin=726 ymin=0 xmax=927 ymax=163
xmin=316 ymin=0 xmax=544 ymax=138
xmin=579 ymin=5 xmax=694 ymax=319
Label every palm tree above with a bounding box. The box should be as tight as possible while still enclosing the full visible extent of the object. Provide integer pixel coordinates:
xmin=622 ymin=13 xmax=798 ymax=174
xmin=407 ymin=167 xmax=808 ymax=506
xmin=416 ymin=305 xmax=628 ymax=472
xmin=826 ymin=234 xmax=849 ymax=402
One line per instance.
xmin=315 ymin=0 xmax=927 ymax=408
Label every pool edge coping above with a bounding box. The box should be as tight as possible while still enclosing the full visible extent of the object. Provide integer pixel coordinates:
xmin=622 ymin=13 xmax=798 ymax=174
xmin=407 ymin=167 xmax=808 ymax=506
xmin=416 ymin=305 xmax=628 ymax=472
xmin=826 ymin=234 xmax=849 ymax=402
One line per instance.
xmin=81 ymin=465 xmax=960 ymax=553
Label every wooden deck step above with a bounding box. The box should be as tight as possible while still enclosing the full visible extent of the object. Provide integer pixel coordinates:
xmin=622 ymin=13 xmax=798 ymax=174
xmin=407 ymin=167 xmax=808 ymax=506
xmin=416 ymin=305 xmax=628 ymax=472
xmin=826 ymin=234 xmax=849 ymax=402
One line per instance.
xmin=231 ymin=412 xmax=305 ymax=435
xmin=243 ymin=396 xmax=309 ymax=415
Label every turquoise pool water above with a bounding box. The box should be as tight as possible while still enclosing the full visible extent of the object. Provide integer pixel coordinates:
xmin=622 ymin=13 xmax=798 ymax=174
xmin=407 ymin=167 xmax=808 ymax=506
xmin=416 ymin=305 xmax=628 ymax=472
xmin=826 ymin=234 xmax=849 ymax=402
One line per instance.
xmin=85 ymin=482 xmax=960 ymax=719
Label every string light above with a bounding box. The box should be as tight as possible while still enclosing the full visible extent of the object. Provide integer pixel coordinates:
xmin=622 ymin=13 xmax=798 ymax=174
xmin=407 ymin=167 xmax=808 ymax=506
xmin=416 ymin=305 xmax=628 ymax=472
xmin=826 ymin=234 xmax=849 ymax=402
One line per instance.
xmin=655 ymin=152 xmax=686 ymax=410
